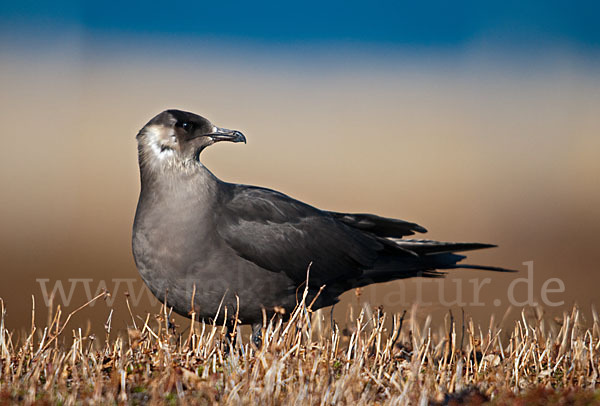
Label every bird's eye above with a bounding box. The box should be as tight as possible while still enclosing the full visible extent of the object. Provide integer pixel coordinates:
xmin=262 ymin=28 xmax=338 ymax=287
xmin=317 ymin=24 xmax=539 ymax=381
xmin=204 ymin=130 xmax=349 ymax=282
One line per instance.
xmin=177 ymin=121 xmax=193 ymax=131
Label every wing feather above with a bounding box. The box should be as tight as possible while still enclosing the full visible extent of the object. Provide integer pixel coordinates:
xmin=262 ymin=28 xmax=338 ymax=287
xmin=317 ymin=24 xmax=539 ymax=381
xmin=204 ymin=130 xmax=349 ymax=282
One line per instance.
xmin=217 ymin=185 xmax=381 ymax=285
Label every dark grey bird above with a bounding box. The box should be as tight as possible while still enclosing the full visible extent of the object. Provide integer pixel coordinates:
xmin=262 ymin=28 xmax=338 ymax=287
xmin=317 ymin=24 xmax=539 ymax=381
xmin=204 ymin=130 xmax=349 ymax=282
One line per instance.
xmin=132 ymin=109 xmax=511 ymax=334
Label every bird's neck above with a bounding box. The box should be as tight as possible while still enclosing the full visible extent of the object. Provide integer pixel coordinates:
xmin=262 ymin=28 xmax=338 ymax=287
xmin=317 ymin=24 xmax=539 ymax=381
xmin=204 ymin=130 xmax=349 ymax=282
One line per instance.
xmin=138 ymin=159 xmax=219 ymax=206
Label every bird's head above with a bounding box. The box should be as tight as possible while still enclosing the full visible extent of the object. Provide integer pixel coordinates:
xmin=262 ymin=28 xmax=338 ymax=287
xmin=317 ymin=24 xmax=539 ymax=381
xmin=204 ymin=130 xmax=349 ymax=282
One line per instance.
xmin=136 ymin=109 xmax=246 ymax=170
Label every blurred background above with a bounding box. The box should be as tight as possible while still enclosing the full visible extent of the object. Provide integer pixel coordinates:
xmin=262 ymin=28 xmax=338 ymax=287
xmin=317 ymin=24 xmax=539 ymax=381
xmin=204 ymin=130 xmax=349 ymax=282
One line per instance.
xmin=1 ymin=1 xmax=599 ymax=335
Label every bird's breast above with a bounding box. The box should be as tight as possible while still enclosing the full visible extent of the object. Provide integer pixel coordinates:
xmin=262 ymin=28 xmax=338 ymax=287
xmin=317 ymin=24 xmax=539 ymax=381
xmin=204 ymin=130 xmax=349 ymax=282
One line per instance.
xmin=133 ymin=189 xmax=218 ymax=275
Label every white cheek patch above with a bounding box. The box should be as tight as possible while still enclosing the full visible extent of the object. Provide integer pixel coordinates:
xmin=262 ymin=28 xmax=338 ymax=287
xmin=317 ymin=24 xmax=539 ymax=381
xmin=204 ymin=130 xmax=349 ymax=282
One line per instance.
xmin=146 ymin=125 xmax=175 ymax=159
xmin=155 ymin=146 xmax=174 ymax=160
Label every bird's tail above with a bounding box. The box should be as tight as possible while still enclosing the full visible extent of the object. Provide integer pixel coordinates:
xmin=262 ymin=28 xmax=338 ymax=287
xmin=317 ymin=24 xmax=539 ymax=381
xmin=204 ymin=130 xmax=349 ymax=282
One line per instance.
xmin=353 ymin=239 xmax=515 ymax=288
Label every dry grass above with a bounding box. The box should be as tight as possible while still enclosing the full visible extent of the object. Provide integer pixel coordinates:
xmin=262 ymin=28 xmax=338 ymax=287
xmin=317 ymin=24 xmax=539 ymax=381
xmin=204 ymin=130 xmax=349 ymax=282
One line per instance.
xmin=1 ymin=287 xmax=599 ymax=405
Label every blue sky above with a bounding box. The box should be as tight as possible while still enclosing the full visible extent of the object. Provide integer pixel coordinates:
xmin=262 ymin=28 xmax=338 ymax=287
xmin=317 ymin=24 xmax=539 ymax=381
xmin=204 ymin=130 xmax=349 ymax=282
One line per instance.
xmin=2 ymin=0 xmax=599 ymax=50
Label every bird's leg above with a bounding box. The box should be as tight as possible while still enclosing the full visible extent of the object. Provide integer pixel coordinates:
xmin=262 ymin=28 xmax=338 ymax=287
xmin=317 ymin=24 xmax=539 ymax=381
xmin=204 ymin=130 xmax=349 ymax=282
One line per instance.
xmin=251 ymin=323 xmax=263 ymax=348
xmin=226 ymin=323 xmax=234 ymax=341
xmin=330 ymin=304 xmax=336 ymax=332
xmin=221 ymin=323 xmax=235 ymax=354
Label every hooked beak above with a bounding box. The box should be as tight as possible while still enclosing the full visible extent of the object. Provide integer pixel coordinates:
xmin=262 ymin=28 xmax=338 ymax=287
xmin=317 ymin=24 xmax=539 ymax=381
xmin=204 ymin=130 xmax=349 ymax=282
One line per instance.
xmin=207 ymin=127 xmax=246 ymax=144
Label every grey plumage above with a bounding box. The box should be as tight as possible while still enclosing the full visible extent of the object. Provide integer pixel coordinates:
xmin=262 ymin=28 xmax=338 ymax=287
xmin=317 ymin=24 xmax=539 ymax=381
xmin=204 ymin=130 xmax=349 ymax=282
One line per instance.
xmin=132 ymin=109 xmax=511 ymax=328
